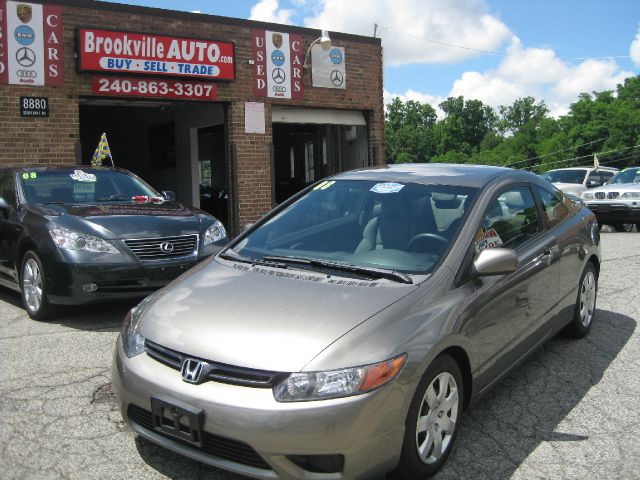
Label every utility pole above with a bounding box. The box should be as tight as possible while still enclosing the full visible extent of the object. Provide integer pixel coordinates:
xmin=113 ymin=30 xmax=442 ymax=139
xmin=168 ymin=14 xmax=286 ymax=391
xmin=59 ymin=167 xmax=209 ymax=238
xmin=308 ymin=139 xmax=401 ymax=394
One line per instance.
xmin=373 ymin=23 xmax=378 ymax=38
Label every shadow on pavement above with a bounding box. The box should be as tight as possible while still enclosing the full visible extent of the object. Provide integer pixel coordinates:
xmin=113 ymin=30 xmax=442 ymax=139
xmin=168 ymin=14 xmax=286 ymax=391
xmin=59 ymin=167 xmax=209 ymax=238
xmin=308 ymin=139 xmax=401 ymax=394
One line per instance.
xmin=127 ymin=308 xmax=635 ymax=480
xmin=435 ymin=309 xmax=636 ymax=479
xmin=0 ymin=287 xmax=136 ymax=333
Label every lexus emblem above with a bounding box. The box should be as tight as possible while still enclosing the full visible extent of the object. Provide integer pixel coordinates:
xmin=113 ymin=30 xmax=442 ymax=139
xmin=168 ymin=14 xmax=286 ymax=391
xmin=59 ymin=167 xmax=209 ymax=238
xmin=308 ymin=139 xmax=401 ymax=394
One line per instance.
xmin=159 ymin=241 xmax=174 ymax=253
xmin=16 ymin=47 xmax=36 ymax=67
xmin=330 ymin=69 xmax=344 ymax=87
xmin=272 ymin=67 xmax=286 ymax=84
xmin=181 ymin=359 xmax=204 ymax=384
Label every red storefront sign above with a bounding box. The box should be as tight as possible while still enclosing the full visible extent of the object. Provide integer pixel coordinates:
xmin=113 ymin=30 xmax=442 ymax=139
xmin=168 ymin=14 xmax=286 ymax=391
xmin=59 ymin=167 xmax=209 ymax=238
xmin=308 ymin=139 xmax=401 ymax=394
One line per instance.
xmin=92 ymin=76 xmax=218 ymax=100
xmin=78 ymin=28 xmax=235 ymax=81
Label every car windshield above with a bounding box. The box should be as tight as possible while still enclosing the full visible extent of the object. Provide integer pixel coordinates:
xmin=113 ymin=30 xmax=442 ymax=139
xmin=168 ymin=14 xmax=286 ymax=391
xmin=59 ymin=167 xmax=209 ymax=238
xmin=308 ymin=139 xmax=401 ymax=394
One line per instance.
xmin=542 ymin=169 xmax=587 ymax=184
xmin=19 ymin=169 xmax=159 ymax=204
xmin=231 ymin=180 xmax=477 ymax=276
xmin=606 ymin=168 xmax=640 ymax=185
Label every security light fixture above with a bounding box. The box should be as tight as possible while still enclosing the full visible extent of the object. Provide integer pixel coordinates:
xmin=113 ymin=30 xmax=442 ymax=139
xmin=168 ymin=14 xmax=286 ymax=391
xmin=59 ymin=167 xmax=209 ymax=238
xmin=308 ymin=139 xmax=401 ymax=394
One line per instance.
xmin=304 ymin=30 xmax=332 ymax=69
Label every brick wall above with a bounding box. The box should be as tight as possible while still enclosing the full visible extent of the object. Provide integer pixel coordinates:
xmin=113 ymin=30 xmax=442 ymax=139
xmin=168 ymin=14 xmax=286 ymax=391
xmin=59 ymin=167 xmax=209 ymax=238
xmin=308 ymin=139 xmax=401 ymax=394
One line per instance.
xmin=0 ymin=0 xmax=385 ymax=230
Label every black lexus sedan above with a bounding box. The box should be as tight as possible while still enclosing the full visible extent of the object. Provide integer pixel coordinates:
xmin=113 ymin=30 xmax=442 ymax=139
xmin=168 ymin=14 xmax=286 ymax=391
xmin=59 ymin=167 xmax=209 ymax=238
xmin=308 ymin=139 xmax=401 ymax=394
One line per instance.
xmin=0 ymin=166 xmax=228 ymax=319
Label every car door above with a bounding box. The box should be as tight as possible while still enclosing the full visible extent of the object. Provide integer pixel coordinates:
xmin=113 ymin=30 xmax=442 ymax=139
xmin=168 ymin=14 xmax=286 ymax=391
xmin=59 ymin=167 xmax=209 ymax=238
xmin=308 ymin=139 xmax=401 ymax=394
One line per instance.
xmin=0 ymin=172 xmax=22 ymax=283
xmin=464 ymin=183 xmax=561 ymax=394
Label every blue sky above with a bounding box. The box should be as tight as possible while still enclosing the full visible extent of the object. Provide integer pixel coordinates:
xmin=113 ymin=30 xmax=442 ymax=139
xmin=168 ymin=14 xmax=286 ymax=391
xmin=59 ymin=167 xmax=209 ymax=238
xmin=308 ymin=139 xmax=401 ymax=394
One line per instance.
xmin=105 ymin=0 xmax=640 ymax=116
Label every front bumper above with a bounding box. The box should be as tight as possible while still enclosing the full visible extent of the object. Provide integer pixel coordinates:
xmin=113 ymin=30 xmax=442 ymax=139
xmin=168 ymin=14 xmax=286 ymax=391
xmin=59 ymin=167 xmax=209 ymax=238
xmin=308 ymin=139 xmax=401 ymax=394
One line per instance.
xmin=112 ymin=338 xmax=406 ymax=480
xmin=584 ymin=202 xmax=640 ymax=224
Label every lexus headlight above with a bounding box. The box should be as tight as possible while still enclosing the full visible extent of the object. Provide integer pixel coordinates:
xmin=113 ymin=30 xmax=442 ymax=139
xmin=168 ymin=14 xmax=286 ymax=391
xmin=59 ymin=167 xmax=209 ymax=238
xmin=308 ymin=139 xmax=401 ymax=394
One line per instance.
xmin=621 ymin=192 xmax=640 ymax=199
xmin=50 ymin=225 xmax=118 ymax=253
xmin=204 ymin=219 xmax=227 ymax=245
xmin=582 ymin=192 xmax=594 ymax=201
xmin=273 ymin=355 xmax=406 ymax=402
xmin=121 ymin=294 xmax=155 ymax=358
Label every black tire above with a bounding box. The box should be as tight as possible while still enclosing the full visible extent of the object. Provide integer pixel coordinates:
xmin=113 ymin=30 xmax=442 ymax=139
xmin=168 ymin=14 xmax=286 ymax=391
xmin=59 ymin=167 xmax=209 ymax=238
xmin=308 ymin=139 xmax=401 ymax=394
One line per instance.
xmin=20 ymin=251 xmax=55 ymax=320
xmin=393 ymin=354 xmax=464 ymax=479
xmin=612 ymin=223 xmax=633 ymax=232
xmin=563 ymin=262 xmax=597 ymax=338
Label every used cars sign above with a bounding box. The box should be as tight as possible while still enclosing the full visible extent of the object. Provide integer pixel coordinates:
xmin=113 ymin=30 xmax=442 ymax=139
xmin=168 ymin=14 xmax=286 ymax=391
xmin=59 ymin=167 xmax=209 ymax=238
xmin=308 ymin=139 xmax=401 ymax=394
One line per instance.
xmin=77 ymin=28 xmax=235 ymax=81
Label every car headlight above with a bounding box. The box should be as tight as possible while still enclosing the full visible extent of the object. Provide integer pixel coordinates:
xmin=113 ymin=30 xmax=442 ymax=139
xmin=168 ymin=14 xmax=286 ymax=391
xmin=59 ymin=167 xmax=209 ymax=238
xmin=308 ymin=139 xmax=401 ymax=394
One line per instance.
xmin=582 ymin=192 xmax=594 ymax=201
xmin=621 ymin=192 xmax=640 ymax=199
xmin=273 ymin=355 xmax=407 ymax=402
xmin=203 ymin=219 xmax=227 ymax=245
xmin=121 ymin=294 xmax=155 ymax=358
xmin=49 ymin=225 xmax=118 ymax=253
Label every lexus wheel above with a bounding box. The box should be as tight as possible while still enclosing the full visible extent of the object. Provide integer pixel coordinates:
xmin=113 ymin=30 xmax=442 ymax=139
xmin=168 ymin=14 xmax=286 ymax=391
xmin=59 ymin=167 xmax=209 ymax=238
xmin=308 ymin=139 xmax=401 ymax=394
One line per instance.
xmin=20 ymin=251 xmax=54 ymax=320
xmin=394 ymin=354 xmax=463 ymax=478
xmin=563 ymin=262 xmax=597 ymax=338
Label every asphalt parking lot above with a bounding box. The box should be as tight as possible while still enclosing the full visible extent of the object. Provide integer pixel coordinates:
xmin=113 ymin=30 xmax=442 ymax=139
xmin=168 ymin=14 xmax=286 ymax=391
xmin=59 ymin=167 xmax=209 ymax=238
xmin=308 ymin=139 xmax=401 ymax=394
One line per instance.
xmin=1 ymin=231 xmax=639 ymax=480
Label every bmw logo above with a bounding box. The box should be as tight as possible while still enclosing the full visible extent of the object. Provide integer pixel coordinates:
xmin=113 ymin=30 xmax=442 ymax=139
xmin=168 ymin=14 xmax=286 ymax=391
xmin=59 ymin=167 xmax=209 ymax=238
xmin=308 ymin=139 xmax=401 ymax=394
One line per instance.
xmin=329 ymin=48 xmax=343 ymax=65
xmin=271 ymin=50 xmax=286 ymax=67
xmin=15 ymin=25 xmax=35 ymax=46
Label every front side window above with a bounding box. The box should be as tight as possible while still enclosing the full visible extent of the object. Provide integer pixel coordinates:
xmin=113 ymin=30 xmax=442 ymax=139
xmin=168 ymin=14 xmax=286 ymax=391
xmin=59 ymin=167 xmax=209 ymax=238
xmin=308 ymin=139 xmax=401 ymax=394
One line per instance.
xmin=475 ymin=185 xmax=541 ymax=252
xmin=232 ymin=180 xmax=478 ymax=275
xmin=607 ymin=167 xmax=640 ymax=185
xmin=0 ymin=173 xmax=17 ymax=207
xmin=19 ymin=169 xmax=158 ymax=205
xmin=535 ymin=186 xmax=569 ymax=228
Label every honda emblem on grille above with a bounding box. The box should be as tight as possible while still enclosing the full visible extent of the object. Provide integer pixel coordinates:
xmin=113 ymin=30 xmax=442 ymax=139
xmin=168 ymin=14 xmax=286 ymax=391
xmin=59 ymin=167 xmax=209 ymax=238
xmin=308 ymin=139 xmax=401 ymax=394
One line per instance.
xmin=160 ymin=241 xmax=174 ymax=253
xmin=181 ymin=359 xmax=204 ymax=383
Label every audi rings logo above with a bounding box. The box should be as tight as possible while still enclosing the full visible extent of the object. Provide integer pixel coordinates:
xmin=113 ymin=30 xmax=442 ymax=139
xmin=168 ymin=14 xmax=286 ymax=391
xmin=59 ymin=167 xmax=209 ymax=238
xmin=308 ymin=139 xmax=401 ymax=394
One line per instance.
xmin=330 ymin=70 xmax=344 ymax=87
xmin=16 ymin=47 xmax=36 ymax=67
xmin=159 ymin=241 xmax=174 ymax=253
xmin=17 ymin=70 xmax=37 ymax=78
xmin=272 ymin=67 xmax=286 ymax=84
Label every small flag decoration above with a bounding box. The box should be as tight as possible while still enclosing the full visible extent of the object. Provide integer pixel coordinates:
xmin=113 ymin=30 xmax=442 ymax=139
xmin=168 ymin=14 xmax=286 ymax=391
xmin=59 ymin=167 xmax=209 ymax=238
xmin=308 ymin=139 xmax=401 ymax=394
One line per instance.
xmin=593 ymin=154 xmax=599 ymax=173
xmin=91 ymin=133 xmax=114 ymax=166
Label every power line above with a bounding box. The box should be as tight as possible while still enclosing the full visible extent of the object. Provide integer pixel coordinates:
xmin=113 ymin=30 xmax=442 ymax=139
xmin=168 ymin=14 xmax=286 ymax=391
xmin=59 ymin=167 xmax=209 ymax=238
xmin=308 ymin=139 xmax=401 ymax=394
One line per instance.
xmin=505 ymin=135 xmax=614 ymax=167
xmin=526 ymin=144 xmax=640 ymax=171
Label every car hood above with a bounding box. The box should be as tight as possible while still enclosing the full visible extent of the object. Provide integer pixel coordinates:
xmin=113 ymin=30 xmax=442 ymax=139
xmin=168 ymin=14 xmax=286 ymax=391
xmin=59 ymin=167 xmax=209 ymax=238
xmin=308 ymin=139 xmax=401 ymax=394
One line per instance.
xmin=139 ymin=258 xmax=418 ymax=372
xmin=31 ymin=202 xmax=202 ymax=239
xmin=590 ymin=183 xmax=640 ymax=194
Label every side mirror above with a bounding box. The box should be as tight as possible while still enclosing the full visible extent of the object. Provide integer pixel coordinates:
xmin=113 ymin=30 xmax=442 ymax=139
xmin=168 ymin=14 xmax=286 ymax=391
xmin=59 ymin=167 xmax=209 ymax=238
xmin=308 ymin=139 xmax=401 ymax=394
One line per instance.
xmin=587 ymin=180 xmax=601 ymax=188
xmin=473 ymin=247 xmax=518 ymax=277
xmin=0 ymin=197 xmax=8 ymax=210
xmin=162 ymin=190 xmax=176 ymax=201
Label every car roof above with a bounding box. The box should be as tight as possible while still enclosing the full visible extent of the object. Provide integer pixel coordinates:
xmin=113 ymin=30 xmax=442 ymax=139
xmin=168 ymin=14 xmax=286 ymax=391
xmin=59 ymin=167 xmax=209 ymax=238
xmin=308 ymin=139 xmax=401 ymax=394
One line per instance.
xmin=0 ymin=165 xmax=131 ymax=174
xmin=546 ymin=166 xmax=618 ymax=172
xmin=330 ymin=163 xmax=528 ymax=189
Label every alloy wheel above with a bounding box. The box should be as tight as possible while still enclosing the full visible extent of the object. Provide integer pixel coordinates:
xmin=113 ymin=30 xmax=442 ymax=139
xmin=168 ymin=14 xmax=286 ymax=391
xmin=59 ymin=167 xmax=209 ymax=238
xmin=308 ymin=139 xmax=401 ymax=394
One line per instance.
xmin=579 ymin=270 xmax=596 ymax=327
xmin=415 ymin=372 xmax=459 ymax=464
xmin=22 ymin=258 xmax=42 ymax=313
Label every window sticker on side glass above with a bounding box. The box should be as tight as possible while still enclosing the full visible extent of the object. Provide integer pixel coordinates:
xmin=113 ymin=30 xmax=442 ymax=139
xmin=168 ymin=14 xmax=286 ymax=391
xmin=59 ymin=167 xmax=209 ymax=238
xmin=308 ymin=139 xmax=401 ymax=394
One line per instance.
xmin=70 ymin=170 xmax=97 ymax=182
xmin=474 ymin=228 xmax=503 ymax=253
xmin=370 ymin=182 xmax=405 ymax=194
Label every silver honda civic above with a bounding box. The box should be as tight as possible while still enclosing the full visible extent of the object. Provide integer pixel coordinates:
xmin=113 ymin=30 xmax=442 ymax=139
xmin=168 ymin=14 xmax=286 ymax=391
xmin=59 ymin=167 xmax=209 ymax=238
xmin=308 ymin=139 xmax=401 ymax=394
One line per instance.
xmin=113 ymin=164 xmax=600 ymax=479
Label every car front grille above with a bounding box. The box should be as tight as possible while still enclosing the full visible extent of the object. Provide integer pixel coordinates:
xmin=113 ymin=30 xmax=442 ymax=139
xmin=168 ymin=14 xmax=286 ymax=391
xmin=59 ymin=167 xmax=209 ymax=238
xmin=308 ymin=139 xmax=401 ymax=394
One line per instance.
xmin=124 ymin=234 xmax=198 ymax=260
xmin=127 ymin=404 xmax=271 ymax=470
xmin=607 ymin=192 xmax=620 ymax=199
xmin=145 ymin=340 xmax=283 ymax=388
xmin=595 ymin=192 xmax=606 ymax=200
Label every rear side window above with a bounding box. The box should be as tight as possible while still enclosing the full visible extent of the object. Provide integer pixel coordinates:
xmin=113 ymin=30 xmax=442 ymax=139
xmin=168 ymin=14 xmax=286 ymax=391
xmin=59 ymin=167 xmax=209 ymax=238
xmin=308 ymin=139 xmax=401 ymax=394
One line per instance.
xmin=535 ymin=186 xmax=569 ymax=228
xmin=0 ymin=173 xmax=17 ymax=208
xmin=476 ymin=185 xmax=541 ymax=252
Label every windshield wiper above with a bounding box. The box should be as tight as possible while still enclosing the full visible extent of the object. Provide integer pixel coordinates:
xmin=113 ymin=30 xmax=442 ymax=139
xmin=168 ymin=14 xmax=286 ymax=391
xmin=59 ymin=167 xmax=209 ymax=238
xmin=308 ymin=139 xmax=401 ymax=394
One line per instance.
xmin=97 ymin=193 xmax=133 ymax=202
xmin=219 ymin=250 xmax=288 ymax=269
xmin=262 ymin=255 xmax=413 ymax=284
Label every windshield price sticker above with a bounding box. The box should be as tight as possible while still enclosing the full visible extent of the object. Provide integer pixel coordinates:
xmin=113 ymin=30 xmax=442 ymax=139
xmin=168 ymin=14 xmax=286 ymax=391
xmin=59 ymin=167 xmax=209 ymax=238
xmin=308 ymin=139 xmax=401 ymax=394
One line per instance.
xmin=70 ymin=170 xmax=97 ymax=182
xmin=313 ymin=180 xmax=335 ymax=191
xmin=370 ymin=182 xmax=405 ymax=194
xmin=93 ymin=76 xmax=218 ymax=101
xmin=22 ymin=172 xmax=38 ymax=180
xmin=474 ymin=228 xmax=503 ymax=253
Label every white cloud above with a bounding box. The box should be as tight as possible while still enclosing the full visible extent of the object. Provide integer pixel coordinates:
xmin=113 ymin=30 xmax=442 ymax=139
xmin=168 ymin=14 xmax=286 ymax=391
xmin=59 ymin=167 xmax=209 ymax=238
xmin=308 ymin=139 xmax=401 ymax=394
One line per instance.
xmin=384 ymin=88 xmax=445 ymax=117
xmin=304 ymin=0 xmax=512 ymax=66
xmin=445 ymin=37 xmax=635 ymax=117
xmin=630 ymin=26 xmax=640 ymax=67
xmin=249 ymin=0 xmax=295 ymax=25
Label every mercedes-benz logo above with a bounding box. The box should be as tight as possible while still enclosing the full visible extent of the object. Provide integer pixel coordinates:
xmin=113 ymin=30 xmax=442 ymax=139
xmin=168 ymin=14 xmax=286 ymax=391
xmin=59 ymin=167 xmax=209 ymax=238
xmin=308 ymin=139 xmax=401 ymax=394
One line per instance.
xmin=16 ymin=47 xmax=36 ymax=68
xmin=159 ymin=241 xmax=174 ymax=253
xmin=330 ymin=69 xmax=344 ymax=87
xmin=272 ymin=67 xmax=286 ymax=84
